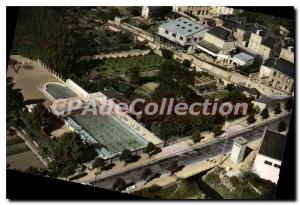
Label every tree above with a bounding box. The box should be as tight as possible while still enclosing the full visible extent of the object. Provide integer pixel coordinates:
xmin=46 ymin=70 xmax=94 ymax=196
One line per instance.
xmin=212 ymin=124 xmax=223 ymax=136
xmin=160 ymin=48 xmax=173 ymax=59
xmin=247 ymin=113 xmax=256 ymax=124
xmin=225 ymin=83 xmax=237 ymax=92
xmin=277 ymin=121 xmax=287 ymax=132
xmin=284 ymin=99 xmax=293 ymax=111
xmin=93 ymin=157 xmax=105 ymax=169
xmin=141 ymin=168 xmax=153 ymax=180
xmin=273 ymin=103 xmax=282 ymax=115
xmin=192 ymin=131 xmax=203 ymax=144
xmin=50 ymin=132 xmax=97 ymax=177
xmin=113 ymin=178 xmax=126 ymax=191
xmin=260 ymin=108 xmax=270 ymax=120
xmin=182 ymin=59 xmax=191 ymax=68
xmin=168 ymin=161 xmax=179 ymax=175
xmin=119 ymin=149 xmax=133 ymax=162
xmin=126 ymin=66 xmax=140 ymax=83
xmin=145 ymin=142 xmax=155 ymax=155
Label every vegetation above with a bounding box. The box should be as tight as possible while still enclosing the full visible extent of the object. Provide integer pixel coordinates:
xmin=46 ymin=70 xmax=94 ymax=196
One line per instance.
xmin=192 ymin=131 xmax=204 ymax=144
xmin=247 ymin=113 xmax=256 ymax=124
xmin=144 ymin=142 xmax=162 ymax=157
xmin=273 ymin=103 xmax=282 ymax=115
xmin=284 ymin=99 xmax=293 ymax=111
xmin=134 ymin=180 xmax=203 ymax=199
xmin=204 ymin=168 xmax=277 ymax=199
xmin=160 ymin=48 xmax=173 ymax=59
xmin=260 ymin=108 xmax=270 ymax=120
xmin=49 ymin=132 xmax=97 ymax=178
xmin=113 ymin=178 xmax=127 ymax=191
xmin=277 ymin=121 xmax=287 ymax=132
xmin=6 ymin=77 xmax=24 ymax=128
xmin=141 ymin=168 xmax=153 ymax=180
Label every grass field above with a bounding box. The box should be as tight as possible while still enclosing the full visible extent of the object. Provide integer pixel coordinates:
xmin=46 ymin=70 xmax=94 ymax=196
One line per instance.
xmin=135 ymin=180 xmax=204 ymax=199
xmin=72 ymin=114 xmax=147 ymax=154
xmin=97 ymin=54 xmax=163 ymax=77
xmin=6 ymin=132 xmax=44 ymax=171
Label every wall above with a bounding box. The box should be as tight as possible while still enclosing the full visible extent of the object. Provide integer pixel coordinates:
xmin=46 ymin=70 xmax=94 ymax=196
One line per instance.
xmin=253 ymin=153 xmax=282 ymax=184
xmin=66 ymin=79 xmax=90 ymax=102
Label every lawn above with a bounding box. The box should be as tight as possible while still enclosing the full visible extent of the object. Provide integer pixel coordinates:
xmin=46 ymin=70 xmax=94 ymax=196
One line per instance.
xmin=134 ymin=180 xmax=204 ymax=199
xmin=96 ymin=54 xmax=164 ymax=77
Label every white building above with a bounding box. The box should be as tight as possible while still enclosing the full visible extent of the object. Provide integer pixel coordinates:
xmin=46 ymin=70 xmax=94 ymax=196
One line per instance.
xmin=210 ymin=6 xmax=241 ymax=17
xmin=253 ymin=129 xmax=287 ymax=184
xmin=157 ymin=17 xmax=210 ymax=46
xmin=231 ymin=137 xmax=248 ymax=164
xmin=232 ymin=52 xmax=255 ymax=66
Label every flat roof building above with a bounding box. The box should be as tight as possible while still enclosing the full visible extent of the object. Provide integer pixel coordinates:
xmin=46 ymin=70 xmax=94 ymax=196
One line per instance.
xmin=158 ymin=17 xmax=210 ymax=46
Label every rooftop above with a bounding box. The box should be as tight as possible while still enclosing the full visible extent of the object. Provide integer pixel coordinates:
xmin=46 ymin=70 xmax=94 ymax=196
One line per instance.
xmin=264 ymin=58 xmax=295 ymax=78
xmin=208 ymin=26 xmax=233 ymax=41
xmin=261 ymin=36 xmax=277 ymax=48
xmin=258 ymin=129 xmax=287 ymax=161
xmin=160 ymin=17 xmax=209 ymax=37
xmin=198 ymin=40 xmax=222 ymax=53
xmin=253 ymin=95 xmax=292 ymax=104
xmin=234 ymin=137 xmax=248 ymax=146
xmin=233 ymin=52 xmax=254 ymax=62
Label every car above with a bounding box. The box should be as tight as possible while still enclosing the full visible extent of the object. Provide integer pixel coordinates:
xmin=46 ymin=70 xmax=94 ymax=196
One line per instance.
xmin=125 ymin=184 xmax=137 ymax=192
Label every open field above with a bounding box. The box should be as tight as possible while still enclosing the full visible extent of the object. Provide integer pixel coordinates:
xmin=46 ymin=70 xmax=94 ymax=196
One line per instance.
xmin=6 ymin=131 xmax=45 ymax=171
xmin=7 ymin=150 xmax=45 ymax=171
xmin=97 ymin=54 xmax=163 ymax=77
xmin=72 ymin=114 xmax=147 ymax=154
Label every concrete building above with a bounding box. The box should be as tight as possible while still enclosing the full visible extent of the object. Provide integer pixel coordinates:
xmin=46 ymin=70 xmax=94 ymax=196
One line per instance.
xmin=258 ymin=58 xmax=294 ymax=94
xmin=248 ymin=30 xmax=278 ymax=60
xmin=231 ymin=137 xmax=248 ymax=164
xmin=253 ymin=129 xmax=287 ymax=184
xmin=235 ymin=24 xmax=269 ymax=47
xmin=158 ymin=17 xmax=210 ymax=46
xmin=279 ymin=46 xmax=294 ymax=64
xmin=210 ymin=6 xmax=240 ymax=17
xmin=197 ymin=26 xmax=236 ymax=57
xmin=141 ymin=6 xmax=172 ymax=19
xmin=232 ymin=52 xmax=255 ymax=66
xmin=173 ymin=6 xmax=212 ymax=19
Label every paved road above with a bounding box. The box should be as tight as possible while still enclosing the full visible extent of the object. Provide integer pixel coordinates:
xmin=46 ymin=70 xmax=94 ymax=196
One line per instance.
xmin=92 ymin=114 xmax=291 ymax=191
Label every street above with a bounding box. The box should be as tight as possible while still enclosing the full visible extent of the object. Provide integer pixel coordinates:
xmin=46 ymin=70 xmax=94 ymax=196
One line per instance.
xmin=91 ymin=113 xmax=291 ymax=191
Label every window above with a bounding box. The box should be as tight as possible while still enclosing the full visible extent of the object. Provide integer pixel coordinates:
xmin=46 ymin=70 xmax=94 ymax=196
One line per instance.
xmin=194 ymin=38 xmax=197 ymax=42
xmin=179 ymin=36 xmax=184 ymax=41
xmin=264 ymin=160 xmax=272 ymax=166
xmin=274 ymin=164 xmax=281 ymax=168
xmin=165 ymin=30 xmax=169 ymax=34
xmin=172 ymin=33 xmax=176 ymax=38
xmin=187 ymin=38 xmax=191 ymax=42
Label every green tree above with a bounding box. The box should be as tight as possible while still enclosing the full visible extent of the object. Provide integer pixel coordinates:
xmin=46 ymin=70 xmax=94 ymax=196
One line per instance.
xmin=182 ymin=59 xmax=191 ymax=68
xmin=126 ymin=66 xmax=140 ymax=83
xmin=113 ymin=178 xmax=126 ymax=191
xmin=273 ymin=103 xmax=282 ymax=115
xmin=284 ymin=99 xmax=293 ymax=111
xmin=247 ymin=113 xmax=256 ymax=125
xmin=119 ymin=149 xmax=133 ymax=162
xmin=93 ymin=157 xmax=105 ymax=169
xmin=160 ymin=48 xmax=173 ymax=59
xmin=168 ymin=161 xmax=179 ymax=175
xmin=141 ymin=168 xmax=153 ymax=180
xmin=192 ymin=131 xmax=203 ymax=144
xmin=260 ymin=108 xmax=270 ymax=120
xmin=277 ymin=121 xmax=287 ymax=132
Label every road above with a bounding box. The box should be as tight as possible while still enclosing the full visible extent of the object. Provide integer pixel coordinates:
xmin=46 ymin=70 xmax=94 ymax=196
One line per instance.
xmin=91 ymin=113 xmax=291 ymax=191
